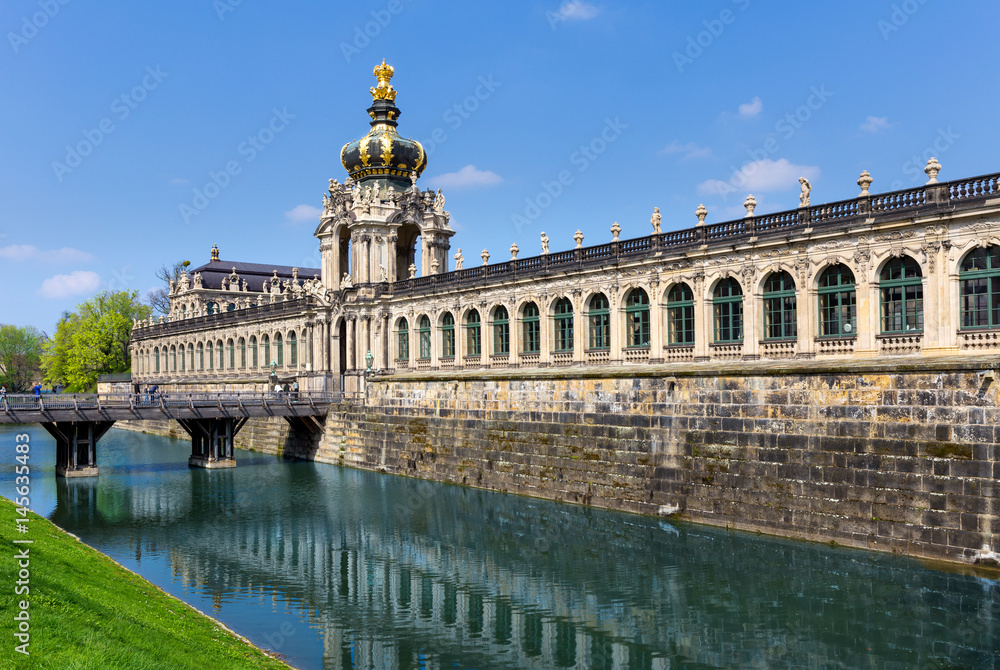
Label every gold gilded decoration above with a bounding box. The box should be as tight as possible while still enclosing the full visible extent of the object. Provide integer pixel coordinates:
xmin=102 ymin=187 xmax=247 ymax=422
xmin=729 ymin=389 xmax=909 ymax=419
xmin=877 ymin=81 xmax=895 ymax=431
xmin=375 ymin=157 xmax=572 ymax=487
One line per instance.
xmin=380 ymin=133 xmax=394 ymax=166
xmin=340 ymin=142 xmax=351 ymax=168
xmin=370 ymin=59 xmax=397 ymax=102
xmin=413 ymin=139 xmax=425 ymax=176
xmin=359 ymin=135 xmax=371 ymax=167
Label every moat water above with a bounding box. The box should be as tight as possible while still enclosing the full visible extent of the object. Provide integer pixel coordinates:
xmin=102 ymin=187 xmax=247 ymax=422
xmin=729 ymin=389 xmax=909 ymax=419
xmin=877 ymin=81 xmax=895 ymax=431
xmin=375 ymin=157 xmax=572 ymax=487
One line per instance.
xmin=2 ymin=425 xmax=998 ymax=669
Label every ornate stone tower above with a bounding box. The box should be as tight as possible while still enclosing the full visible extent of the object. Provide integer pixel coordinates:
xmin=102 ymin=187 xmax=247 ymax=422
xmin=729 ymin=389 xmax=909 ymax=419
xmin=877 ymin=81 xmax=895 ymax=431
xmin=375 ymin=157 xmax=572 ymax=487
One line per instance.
xmin=315 ymin=61 xmax=454 ymax=290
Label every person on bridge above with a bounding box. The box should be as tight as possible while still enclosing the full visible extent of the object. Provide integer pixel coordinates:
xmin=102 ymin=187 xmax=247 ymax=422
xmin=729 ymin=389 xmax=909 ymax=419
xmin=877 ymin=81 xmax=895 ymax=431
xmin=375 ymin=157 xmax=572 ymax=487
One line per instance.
xmin=292 ymin=381 xmax=299 ymax=399
xmin=0 ymin=385 xmax=6 ymax=398
xmin=33 ymin=384 xmax=41 ymax=397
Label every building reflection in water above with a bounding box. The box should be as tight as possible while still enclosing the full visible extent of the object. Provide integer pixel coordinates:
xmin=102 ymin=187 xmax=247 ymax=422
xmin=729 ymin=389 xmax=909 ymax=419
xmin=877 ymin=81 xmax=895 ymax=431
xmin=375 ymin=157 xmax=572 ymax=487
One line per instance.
xmin=50 ymin=446 xmax=999 ymax=670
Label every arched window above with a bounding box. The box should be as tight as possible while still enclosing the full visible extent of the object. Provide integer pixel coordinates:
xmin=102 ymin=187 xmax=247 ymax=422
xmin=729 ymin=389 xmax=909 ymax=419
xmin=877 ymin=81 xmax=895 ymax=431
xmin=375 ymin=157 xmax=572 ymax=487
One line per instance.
xmin=206 ymin=302 xmax=218 ymax=315
xmin=262 ymin=335 xmax=270 ymax=367
xmin=441 ymin=313 xmax=456 ymax=358
xmin=249 ymin=336 xmax=258 ymax=369
xmin=588 ymin=294 xmax=610 ymax=350
xmin=762 ymin=271 xmax=797 ymax=340
xmin=396 ymin=318 xmax=409 ymax=361
xmin=625 ymin=288 xmax=650 ymax=348
xmin=818 ymin=265 xmax=857 ymax=337
xmin=239 ymin=337 xmax=246 ymax=368
xmin=275 ymin=333 xmax=284 ymax=366
xmin=181 ymin=305 xmax=187 ymax=319
xmin=667 ymin=284 xmax=694 ymax=345
xmin=197 ymin=342 xmax=204 ymax=371
xmin=881 ymin=257 xmax=923 ymax=333
xmin=418 ymin=316 xmax=431 ymax=360
xmin=206 ymin=342 xmax=214 ymax=371
xmin=179 ymin=345 xmax=185 ymax=372
xmin=227 ymin=339 xmax=235 ymax=369
xmin=170 ymin=345 xmax=177 ymax=372
xmin=154 ymin=347 xmax=160 ymax=373
xmin=522 ymin=303 xmax=540 ymax=354
xmin=960 ymin=246 xmax=1000 ymax=329
xmin=713 ymin=278 xmax=744 ymax=343
xmin=188 ymin=344 xmax=194 ymax=371
xmin=227 ymin=303 xmax=236 ymax=312
xmin=289 ymin=331 xmax=298 ymax=367
xmin=465 ymin=310 xmax=481 ymax=357
xmin=217 ymin=340 xmax=224 ymax=370
xmin=553 ymin=298 xmax=574 ymax=352
xmin=492 ymin=307 xmax=510 ymax=355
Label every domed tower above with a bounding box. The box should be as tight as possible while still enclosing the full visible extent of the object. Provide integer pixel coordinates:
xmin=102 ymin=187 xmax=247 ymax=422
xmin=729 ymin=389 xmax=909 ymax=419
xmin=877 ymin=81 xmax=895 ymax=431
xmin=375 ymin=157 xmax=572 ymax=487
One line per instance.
xmin=340 ymin=60 xmax=427 ymax=193
xmin=316 ymin=61 xmax=454 ymax=290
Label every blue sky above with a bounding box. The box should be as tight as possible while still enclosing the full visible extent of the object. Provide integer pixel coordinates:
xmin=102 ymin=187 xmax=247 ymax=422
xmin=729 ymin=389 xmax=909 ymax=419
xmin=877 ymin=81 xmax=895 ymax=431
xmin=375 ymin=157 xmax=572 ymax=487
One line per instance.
xmin=2 ymin=0 xmax=999 ymax=334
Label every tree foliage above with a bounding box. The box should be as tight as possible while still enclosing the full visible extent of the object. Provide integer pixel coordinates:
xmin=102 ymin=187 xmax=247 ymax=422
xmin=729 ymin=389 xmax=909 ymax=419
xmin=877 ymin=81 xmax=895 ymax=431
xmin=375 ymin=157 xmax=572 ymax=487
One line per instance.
xmin=42 ymin=291 xmax=151 ymax=392
xmin=146 ymin=260 xmax=191 ymax=315
xmin=0 ymin=325 xmax=46 ymax=392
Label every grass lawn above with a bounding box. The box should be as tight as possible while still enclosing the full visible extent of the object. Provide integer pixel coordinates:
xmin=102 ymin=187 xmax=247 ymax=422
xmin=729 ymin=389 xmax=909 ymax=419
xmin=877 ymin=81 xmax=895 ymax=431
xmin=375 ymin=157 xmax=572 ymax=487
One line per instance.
xmin=1 ymin=496 xmax=292 ymax=669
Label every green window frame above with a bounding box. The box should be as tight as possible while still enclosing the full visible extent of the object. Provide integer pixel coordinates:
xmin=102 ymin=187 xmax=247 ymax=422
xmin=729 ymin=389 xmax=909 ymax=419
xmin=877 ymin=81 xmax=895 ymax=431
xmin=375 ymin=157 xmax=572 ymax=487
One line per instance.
xmin=554 ymin=298 xmax=574 ymax=352
xmin=441 ymin=313 xmax=456 ymax=358
xmin=666 ymin=283 xmax=694 ymax=345
xmin=239 ymin=338 xmax=246 ymax=368
xmin=396 ymin=319 xmax=409 ymax=361
xmin=289 ymin=332 xmax=297 ymax=367
xmin=713 ymin=278 xmax=744 ymax=343
xmin=197 ymin=343 xmax=204 ymax=371
xmin=227 ymin=339 xmax=235 ymax=369
xmin=206 ymin=302 xmax=218 ymax=315
xmin=249 ymin=337 xmax=257 ymax=368
xmin=960 ymin=246 xmax=1000 ymax=329
xmin=522 ymin=303 xmax=541 ymax=354
xmin=418 ymin=316 xmax=431 ymax=360
xmin=818 ymin=265 xmax=857 ymax=337
xmin=261 ymin=335 xmax=270 ymax=367
xmin=625 ymin=288 xmax=650 ymax=348
xmin=188 ymin=344 xmax=194 ymax=370
xmin=465 ymin=310 xmax=481 ymax=357
xmin=762 ymin=271 xmax=797 ymax=340
xmin=154 ymin=347 xmax=160 ymax=373
xmin=881 ymin=256 xmax=924 ymax=333
xmin=275 ymin=333 xmax=284 ymax=366
xmin=588 ymin=294 xmax=610 ymax=350
xmin=206 ymin=343 xmax=213 ymax=371
xmin=492 ymin=307 xmax=510 ymax=355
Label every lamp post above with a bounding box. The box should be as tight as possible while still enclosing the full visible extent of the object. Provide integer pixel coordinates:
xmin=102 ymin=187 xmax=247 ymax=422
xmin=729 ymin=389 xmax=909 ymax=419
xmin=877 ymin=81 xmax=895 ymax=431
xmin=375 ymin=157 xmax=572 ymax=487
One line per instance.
xmin=269 ymin=360 xmax=278 ymax=389
xmin=365 ymin=350 xmax=374 ymax=373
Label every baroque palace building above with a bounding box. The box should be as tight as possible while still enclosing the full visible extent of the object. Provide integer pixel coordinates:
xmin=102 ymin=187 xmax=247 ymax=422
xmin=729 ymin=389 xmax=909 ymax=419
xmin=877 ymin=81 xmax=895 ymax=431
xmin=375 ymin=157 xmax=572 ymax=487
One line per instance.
xmin=131 ymin=61 xmax=1000 ymax=393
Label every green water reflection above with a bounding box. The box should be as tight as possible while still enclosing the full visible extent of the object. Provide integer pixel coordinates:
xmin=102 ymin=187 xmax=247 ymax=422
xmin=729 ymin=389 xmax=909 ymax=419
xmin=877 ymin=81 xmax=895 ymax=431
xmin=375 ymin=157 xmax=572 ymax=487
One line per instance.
xmin=1 ymin=425 xmax=998 ymax=669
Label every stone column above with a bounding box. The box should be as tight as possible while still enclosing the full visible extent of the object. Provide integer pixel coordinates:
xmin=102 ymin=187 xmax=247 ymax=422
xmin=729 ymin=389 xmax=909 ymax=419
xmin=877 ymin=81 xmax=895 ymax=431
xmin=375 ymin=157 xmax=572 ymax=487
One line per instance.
xmin=346 ymin=316 xmax=355 ymax=371
xmin=649 ymin=283 xmax=663 ymax=362
xmin=854 ymin=275 xmax=877 ymax=358
xmin=743 ymin=281 xmax=760 ymax=359
xmin=387 ymin=234 xmax=398 ymax=283
xmin=574 ymin=294 xmax=585 ymax=363
xmin=540 ymin=300 xmax=551 ymax=365
xmin=694 ymin=275 xmax=709 ymax=360
xmin=610 ymin=293 xmax=622 ymax=363
xmin=797 ymin=287 xmax=816 ymax=358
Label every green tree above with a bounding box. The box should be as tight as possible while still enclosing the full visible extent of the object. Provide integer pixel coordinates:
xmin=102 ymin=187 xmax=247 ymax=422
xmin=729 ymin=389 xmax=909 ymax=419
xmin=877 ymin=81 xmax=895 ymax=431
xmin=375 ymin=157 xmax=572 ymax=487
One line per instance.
xmin=0 ymin=325 xmax=46 ymax=392
xmin=42 ymin=291 xmax=150 ymax=392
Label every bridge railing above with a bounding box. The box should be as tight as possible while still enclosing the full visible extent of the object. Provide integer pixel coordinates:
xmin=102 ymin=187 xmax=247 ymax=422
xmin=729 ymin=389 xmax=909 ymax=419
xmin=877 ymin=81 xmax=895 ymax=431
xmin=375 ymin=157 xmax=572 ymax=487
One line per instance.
xmin=0 ymin=390 xmax=361 ymax=414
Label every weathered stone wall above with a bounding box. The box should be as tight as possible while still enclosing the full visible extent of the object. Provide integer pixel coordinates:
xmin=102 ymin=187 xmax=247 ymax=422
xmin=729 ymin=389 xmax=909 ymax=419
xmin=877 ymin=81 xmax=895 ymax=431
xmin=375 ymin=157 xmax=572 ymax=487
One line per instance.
xmin=293 ymin=356 xmax=1000 ymax=567
xmin=116 ymin=416 xmax=321 ymax=456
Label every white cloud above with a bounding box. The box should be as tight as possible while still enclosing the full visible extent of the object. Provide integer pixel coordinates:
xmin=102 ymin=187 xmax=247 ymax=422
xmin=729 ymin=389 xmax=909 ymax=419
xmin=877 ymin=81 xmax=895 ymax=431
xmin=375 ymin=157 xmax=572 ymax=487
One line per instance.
xmin=38 ymin=271 xmax=101 ymax=299
xmin=558 ymin=1 xmax=601 ymax=20
xmin=697 ymin=158 xmax=820 ymax=196
xmin=860 ymin=115 xmax=893 ymax=133
xmin=661 ymin=140 xmax=713 ymax=160
xmin=0 ymin=245 xmax=94 ymax=264
xmin=284 ymin=204 xmax=323 ymax=224
xmin=426 ymin=165 xmax=503 ymax=190
xmin=738 ymin=96 xmax=763 ymax=117
xmin=169 ymin=177 xmax=190 ymax=186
